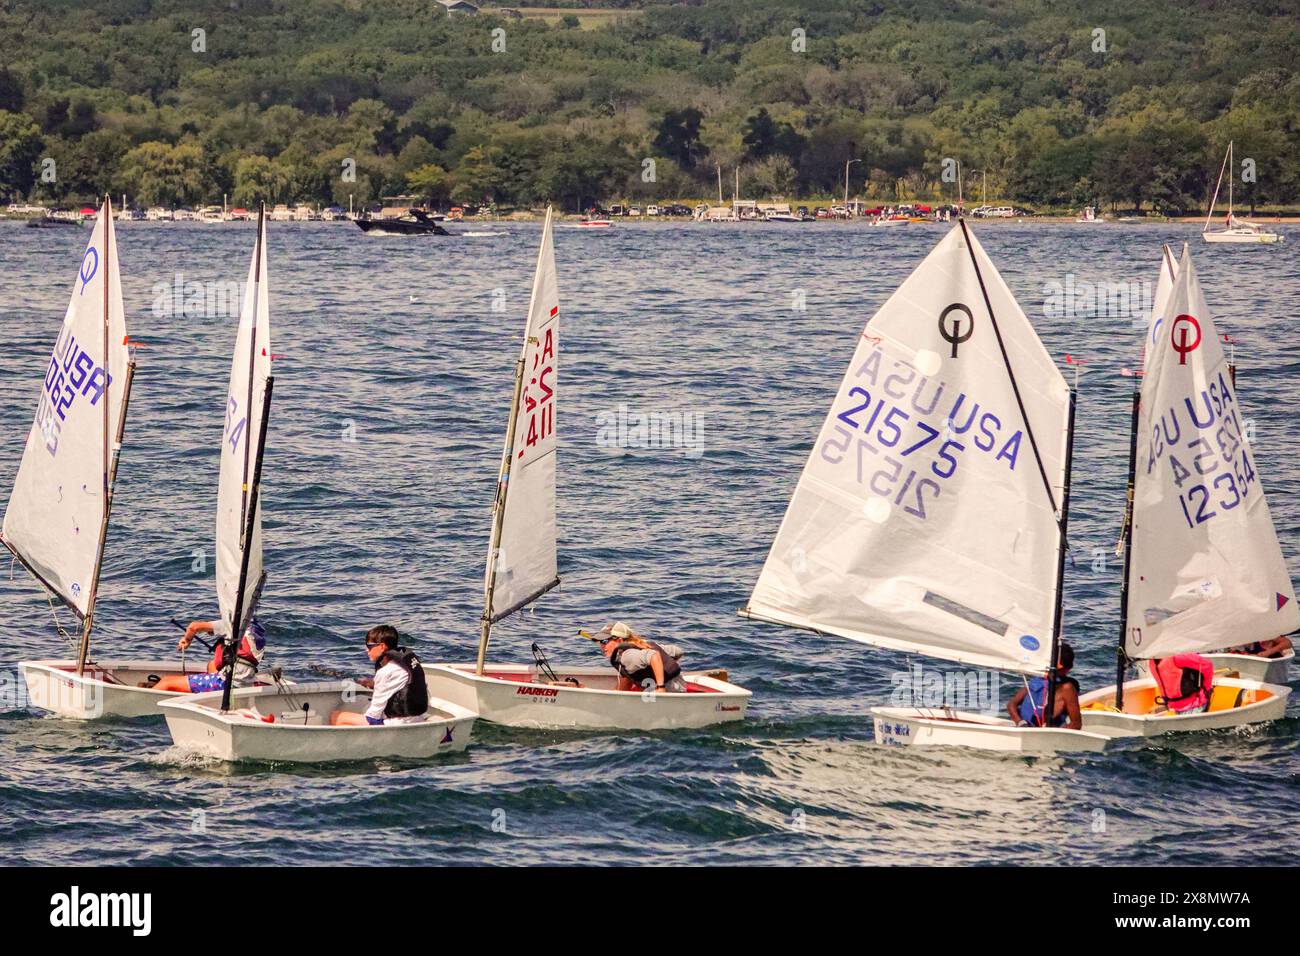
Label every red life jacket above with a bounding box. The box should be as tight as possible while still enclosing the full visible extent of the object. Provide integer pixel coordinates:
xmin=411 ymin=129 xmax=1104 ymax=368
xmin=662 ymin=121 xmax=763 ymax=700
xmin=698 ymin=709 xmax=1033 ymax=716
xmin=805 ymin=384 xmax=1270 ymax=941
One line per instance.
xmin=212 ymin=634 xmax=261 ymax=672
xmin=1150 ymin=655 xmax=1214 ymax=713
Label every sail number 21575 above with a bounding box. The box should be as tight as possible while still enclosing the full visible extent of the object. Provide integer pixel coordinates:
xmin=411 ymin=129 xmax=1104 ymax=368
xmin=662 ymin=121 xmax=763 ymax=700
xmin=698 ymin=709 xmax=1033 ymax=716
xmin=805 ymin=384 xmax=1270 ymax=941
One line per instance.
xmin=820 ymin=387 xmax=961 ymax=520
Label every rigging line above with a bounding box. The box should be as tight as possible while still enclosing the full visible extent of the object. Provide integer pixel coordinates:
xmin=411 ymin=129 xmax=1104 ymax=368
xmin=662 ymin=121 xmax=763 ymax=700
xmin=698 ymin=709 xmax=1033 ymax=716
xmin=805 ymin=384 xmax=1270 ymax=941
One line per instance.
xmin=958 ymin=217 xmax=1065 ymax=535
xmin=48 ymin=591 xmax=73 ymax=641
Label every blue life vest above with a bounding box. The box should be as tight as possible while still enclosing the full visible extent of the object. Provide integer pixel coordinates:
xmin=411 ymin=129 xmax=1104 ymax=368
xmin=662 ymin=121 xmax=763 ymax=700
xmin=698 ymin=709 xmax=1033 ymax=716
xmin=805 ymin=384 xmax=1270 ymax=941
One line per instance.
xmin=1018 ymin=676 xmax=1069 ymax=727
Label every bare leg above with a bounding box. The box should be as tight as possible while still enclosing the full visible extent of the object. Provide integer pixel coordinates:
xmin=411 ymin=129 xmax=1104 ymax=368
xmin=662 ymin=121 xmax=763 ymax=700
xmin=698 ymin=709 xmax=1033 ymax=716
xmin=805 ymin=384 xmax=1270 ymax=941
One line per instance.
xmin=330 ymin=711 xmax=369 ymax=725
xmin=150 ymin=675 xmax=193 ymax=692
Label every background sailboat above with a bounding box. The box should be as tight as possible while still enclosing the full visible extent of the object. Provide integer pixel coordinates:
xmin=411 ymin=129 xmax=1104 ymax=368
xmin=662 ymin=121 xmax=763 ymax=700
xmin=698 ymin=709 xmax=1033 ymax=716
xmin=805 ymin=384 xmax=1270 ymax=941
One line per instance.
xmin=9 ymin=198 xmax=177 ymax=719
xmin=742 ymin=220 xmax=1108 ymax=751
xmin=1202 ymin=142 xmax=1283 ymax=244
xmin=425 ymin=207 xmax=751 ymax=730
xmin=1081 ymin=245 xmax=1295 ymax=736
xmin=161 ymin=209 xmax=476 ymax=760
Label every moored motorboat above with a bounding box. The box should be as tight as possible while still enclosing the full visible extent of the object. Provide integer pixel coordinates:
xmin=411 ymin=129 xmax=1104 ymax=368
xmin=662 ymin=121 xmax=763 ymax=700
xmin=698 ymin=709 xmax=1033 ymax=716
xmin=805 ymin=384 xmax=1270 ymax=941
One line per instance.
xmin=160 ymin=681 xmax=476 ymax=762
xmin=425 ymin=207 xmax=751 ymax=730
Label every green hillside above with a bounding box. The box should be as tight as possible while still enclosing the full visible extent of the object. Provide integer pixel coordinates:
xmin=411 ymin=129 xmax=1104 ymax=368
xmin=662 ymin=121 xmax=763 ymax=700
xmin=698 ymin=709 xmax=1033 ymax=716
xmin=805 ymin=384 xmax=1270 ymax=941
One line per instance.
xmin=1 ymin=0 xmax=1297 ymax=211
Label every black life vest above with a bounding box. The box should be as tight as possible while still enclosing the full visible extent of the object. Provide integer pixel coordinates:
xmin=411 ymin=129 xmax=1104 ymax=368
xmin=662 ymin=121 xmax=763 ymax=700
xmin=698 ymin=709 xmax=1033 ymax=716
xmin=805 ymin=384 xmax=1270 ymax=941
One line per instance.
xmin=609 ymin=639 xmax=681 ymax=687
xmin=377 ymin=648 xmax=429 ymax=718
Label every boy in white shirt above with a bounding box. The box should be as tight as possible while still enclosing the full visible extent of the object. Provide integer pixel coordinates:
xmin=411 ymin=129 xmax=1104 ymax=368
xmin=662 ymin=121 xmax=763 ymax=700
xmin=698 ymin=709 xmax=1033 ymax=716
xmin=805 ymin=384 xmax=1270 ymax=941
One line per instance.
xmin=329 ymin=625 xmax=428 ymax=725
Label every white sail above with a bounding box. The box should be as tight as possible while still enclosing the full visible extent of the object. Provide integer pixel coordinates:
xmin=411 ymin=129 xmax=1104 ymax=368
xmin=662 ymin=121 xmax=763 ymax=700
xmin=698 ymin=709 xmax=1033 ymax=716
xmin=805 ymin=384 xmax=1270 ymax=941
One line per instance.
xmin=1125 ymin=246 xmax=1299 ymax=658
xmin=745 ymin=223 xmax=1070 ymax=675
xmin=215 ymin=212 xmax=271 ymax=636
xmin=486 ymin=207 xmax=559 ymax=620
xmin=2 ymin=202 xmax=128 ymax=617
xmin=1141 ymin=245 xmax=1178 ymax=373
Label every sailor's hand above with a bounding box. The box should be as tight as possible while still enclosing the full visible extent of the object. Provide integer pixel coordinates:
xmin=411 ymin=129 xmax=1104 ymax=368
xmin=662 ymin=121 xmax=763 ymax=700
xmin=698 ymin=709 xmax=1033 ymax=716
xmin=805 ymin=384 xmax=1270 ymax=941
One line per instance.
xmin=177 ymin=635 xmax=194 ymax=652
xmin=358 ymin=677 xmax=374 ymax=690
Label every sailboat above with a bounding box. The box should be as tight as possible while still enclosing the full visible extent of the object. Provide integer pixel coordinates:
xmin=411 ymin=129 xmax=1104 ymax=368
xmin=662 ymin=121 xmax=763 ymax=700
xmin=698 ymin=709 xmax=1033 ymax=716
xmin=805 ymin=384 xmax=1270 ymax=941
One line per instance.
xmin=160 ymin=208 xmax=476 ymax=761
xmin=1130 ymin=247 xmax=1293 ymax=686
xmin=1202 ymin=142 xmax=1283 ymax=244
xmin=1079 ymin=245 xmax=1295 ymax=736
xmin=741 ymin=219 xmax=1110 ymax=752
xmin=425 ymin=207 xmax=751 ymax=730
xmin=10 ymin=198 xmax=200 ymax=719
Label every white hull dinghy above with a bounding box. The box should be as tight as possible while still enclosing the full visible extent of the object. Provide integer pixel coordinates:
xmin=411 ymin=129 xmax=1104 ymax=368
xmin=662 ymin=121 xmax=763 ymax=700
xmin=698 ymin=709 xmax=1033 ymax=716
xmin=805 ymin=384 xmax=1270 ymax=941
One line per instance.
xmin=1202 ymin=142 xmax=1283 ymax=244
xmin=1204 ymin=649 xmax=1293 ymax=685
xmin=425 ymin=207 xmax=750 ymax=730
xmin=1080 ymin=677 xmax=1289 ymax=738
xmin=157 ymin=208 xmax=447 ymax=762
xmin=742 ymin=219 xmax=1107 ymax=753
xmin=873 ymin=707 xmax=1110 ymax=753
xmin=1099 ymin=244 xmax=1299 ymax=736
xmin=20 ymin=658 xmax=283 ymax=720
xmin=4 ymin=198 xmax=177 ymax=720
xmin=427 ymin=663 xmax=748 ymax=731
xmin=160 ymin=681 xmax=477 ymax=762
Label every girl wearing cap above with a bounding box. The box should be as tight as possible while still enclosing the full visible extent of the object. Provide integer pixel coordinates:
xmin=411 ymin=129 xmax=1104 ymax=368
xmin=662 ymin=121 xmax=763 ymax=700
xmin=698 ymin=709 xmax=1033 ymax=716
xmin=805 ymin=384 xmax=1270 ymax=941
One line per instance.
xmin=144 ymin=617 xmax=267 ymax=692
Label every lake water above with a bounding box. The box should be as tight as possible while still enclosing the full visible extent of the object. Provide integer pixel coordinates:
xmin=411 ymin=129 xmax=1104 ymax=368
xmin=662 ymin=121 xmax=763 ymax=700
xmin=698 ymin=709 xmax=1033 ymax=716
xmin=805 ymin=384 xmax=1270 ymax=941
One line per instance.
xmin=1 ymin=217 xmax=1296 ymax=865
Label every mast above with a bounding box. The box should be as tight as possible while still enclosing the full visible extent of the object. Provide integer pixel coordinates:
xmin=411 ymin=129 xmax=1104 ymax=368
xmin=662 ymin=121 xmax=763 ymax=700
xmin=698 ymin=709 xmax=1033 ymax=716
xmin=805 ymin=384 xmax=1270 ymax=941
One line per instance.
xmin=1204 ymin=145 xmax=1229 ymax=233
xmin=76 ymin=197 xmax=116 ymax=676
xmin=220 ymin=377 xmax=274 ymax=712
xmin=959 ymin=217 xmax=1070 ymax=711
xmin=1044 ymin=386 xmax=1076 ymax=725
xmin=958 ymin=218 xmax=1061 ymax=517
xmin=477 ymin=351 xmax=528 ymax=676
xmin=1113 ymin=385 xmax=1141 ymax=711
xmin=1227 ymin=141 xmax=1234 ymax=218
xmin=238 ymin=204 xmax=265 ymax=544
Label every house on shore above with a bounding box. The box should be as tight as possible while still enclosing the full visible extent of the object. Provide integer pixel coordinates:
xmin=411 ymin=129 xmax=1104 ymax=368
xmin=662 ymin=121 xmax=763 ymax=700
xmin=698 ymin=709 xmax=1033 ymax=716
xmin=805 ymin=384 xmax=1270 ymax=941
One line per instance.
xmin=436 ymin=0 xmax=479 ymax=14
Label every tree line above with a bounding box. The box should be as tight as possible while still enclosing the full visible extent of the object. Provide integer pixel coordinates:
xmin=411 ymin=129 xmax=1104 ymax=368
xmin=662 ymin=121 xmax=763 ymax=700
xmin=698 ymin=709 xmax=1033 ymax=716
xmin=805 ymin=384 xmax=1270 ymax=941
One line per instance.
xmin=1 ymin=0 xmax=1297 ymax=213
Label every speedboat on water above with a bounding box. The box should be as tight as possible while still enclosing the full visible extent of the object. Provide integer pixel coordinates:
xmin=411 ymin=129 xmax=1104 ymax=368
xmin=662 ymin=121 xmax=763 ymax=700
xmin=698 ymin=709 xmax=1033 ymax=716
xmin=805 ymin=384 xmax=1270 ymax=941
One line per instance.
xmin=355 ymin=209 xmax=452 ymax=236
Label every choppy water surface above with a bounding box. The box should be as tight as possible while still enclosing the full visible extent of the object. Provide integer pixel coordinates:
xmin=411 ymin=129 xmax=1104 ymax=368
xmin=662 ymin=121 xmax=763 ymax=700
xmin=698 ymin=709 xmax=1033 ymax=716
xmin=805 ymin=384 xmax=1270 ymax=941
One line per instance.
xmin=0 ymin=218 xmax=1296 ymax=865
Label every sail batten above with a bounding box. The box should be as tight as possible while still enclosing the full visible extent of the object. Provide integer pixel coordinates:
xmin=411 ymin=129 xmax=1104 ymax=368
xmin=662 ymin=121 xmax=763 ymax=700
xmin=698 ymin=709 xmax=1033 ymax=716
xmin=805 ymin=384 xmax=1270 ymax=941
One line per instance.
xmin=216 ymin=209 xmax=271 ymax=636
xmin=484 ymin=208 xmax=559 ymax=624
xmin=1125 ymin=246 xmax=1299 ymax=657
xmin=744 ymin=223 xmax=1069 ymax=675
xmin=2 ymin=201 xmax=128 ymax=619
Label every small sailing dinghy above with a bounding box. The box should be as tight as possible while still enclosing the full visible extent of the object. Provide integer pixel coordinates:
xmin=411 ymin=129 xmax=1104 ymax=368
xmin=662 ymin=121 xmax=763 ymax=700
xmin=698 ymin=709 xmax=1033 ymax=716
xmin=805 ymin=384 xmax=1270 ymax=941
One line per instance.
xmin=160 ymin=209 xmax=476 ymax=761
xmin=741 ymin=219 xmax=1110 ymax=752
xmin=8 ymin=198 xmax=199 ymax=719
xmin=425 ymin=208 xmax=751 ymax=730
xmin=1123 ymin=248 xmax=1292 ymax=688
xmin=1079 ymin=245 xmax=1295 ymax=737
xmin=1202 ymin=142 xmax=1283 ymax=244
